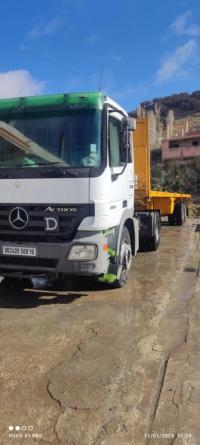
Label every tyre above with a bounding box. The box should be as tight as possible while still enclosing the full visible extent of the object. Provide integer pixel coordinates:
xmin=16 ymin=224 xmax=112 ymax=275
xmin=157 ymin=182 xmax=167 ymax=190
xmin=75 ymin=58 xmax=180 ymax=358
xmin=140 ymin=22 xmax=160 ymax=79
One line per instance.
xmin=147 ymin=212 xmax=161 ymax=251
xmin=112 ymin=226 xmax=132 ymax=288
xmin=0 ymin=277 xmax=33 ymax=291
xmin=168 ymin=214 xmax=175 ymax=225
xmin=174 ymin=201 xmax=186 ymax=226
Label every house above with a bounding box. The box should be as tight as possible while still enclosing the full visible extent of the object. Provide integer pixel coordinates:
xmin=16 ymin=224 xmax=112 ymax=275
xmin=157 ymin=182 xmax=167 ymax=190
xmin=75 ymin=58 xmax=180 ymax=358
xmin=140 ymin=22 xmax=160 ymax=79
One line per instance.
xmin=162 ymin=128 xmax=200 ymax=162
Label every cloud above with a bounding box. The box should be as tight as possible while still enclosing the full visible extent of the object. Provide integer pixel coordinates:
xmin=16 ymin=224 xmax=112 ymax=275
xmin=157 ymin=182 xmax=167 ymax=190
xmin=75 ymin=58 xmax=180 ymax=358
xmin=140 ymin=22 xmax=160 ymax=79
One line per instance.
xmin=155 ymin=40 xmax=198 ymax=83
xmin=170 ymin=11 xmax=200 ymax=36
xmin=0 ymin=70 xmax=45 ymax=98
xmin=28 ymin=17 xmax=65 ymax=38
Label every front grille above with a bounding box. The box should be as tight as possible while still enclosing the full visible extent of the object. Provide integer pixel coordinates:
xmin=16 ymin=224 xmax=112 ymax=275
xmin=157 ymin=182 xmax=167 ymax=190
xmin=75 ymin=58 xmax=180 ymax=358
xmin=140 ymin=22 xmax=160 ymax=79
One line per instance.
xmin=0 ymin=256 xmax=58 ymax=268
xmin=0 ymin=204 xmax=94 ymax=243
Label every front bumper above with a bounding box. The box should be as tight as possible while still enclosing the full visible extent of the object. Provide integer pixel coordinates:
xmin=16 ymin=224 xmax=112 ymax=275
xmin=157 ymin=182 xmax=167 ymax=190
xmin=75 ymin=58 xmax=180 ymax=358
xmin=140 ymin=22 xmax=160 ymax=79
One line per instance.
xmin=0 ymin=231 xmax=110 ymax=278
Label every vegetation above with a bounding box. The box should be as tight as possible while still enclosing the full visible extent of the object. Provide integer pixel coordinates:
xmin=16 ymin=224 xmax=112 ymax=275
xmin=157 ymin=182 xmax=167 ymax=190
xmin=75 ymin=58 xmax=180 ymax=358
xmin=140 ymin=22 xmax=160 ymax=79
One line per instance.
xmin=129 ymin=88 xmax=200 ymax=199
xmin=130 ymin=90 xmax=200 ymax=118
xmin=151 ymin=157 xmax=200 ymax=197
xmin=153 ymin=90 xmax=200 ymax=118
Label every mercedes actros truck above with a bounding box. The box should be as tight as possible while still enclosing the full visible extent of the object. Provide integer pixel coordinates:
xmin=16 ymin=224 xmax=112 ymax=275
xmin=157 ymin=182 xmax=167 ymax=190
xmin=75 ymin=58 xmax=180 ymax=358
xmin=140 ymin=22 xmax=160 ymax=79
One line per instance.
xmin=0 ymin=92 xmax=189 ymax=288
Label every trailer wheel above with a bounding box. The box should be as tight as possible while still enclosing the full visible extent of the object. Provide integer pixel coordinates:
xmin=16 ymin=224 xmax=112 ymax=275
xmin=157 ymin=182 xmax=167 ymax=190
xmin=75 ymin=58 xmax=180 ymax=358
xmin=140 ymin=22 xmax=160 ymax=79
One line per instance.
xmin=147 ymin=212 xmax=161 ymax=251
xmin=112 ymin=226 xmax=132 ymax=288
xmin=174 ymin=201 xmax=186 ymax=226
xmin=168 ymin=214 xmax=175 ymax=225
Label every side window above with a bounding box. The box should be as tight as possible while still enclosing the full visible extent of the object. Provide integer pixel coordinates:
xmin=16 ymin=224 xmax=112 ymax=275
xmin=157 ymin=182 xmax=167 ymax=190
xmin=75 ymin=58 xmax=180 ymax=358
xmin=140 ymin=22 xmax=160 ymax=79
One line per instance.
xmin=109 ymin=118 xmax=122 ymax=167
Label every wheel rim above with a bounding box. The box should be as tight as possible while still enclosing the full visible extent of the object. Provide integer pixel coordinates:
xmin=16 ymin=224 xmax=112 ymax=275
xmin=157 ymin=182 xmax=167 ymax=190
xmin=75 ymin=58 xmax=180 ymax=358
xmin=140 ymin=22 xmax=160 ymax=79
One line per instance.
xmin=182 ymin=204 xmax=186 ymax=222
xmin=117 ymin=240 xmax=132 ymax=280
xmin=155 ymin=224 xmax=159 ymax=243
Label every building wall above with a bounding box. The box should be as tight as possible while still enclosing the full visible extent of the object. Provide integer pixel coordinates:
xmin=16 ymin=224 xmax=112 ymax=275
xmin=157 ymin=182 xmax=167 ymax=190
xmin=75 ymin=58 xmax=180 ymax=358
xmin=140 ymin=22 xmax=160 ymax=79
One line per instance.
xmin=173 ymin=115 xmax=200 ymax=137
xmin=136 ymin=102 xmax=200 ymax=151
xmin=162 ymin=139 xmax=200 ymax=161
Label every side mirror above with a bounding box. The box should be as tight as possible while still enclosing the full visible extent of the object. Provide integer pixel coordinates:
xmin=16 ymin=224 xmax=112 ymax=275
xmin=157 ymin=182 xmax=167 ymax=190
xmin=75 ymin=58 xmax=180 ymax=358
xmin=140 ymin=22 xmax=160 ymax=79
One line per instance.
xmin=128 ymin=117 xmax=136 ymax=131
xmin=121 ymin=116 xmax=136 ymax=131
xmin=121 ymin=130 xmax=130 ymax=151
xmin=121 ymin=130 xmax=132 ymax=162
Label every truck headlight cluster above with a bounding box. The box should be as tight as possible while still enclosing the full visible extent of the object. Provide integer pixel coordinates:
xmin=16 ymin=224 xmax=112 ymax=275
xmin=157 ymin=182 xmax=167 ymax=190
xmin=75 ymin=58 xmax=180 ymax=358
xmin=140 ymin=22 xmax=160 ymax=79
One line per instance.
xmin=68 ymin=244 xmax=98 ymax=261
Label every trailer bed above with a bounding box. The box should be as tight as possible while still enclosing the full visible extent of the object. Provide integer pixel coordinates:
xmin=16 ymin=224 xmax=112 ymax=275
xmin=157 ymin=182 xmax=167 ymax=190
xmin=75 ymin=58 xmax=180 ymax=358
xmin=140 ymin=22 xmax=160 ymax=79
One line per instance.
xmin=133 ymin=117 xmax=191 ymax=216
xmin=148 ymin=190 xmax=191 ymax=216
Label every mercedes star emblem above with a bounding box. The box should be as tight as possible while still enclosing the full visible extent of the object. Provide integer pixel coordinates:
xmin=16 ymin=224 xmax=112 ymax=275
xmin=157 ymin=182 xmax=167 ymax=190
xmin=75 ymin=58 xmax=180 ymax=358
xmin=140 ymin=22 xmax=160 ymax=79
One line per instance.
xmin=9 ymin=207 xmax=29 ymax=230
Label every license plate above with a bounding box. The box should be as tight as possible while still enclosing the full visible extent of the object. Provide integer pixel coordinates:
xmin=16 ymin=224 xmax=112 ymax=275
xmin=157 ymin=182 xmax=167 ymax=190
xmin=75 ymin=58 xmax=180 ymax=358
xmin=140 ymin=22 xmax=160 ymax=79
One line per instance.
xmin=2 ymin=246 xmax=37 ymax=257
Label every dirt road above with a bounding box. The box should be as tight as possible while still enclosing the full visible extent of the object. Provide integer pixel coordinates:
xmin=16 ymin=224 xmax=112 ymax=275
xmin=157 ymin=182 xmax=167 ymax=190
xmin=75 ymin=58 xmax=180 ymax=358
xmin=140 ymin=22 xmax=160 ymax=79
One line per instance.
xmin=0 ymin=219 xmax=200 ymax=445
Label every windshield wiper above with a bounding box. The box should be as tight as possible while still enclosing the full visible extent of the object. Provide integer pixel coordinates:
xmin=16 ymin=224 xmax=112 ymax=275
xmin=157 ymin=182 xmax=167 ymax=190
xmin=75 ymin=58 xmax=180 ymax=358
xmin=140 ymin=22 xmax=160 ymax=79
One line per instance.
xmin=0 ymin=163 xmax=79 ymax=177
xmin=34 ymin=162 xmax=68 ymax=166
xmin=0 ymin=161 xmax=69 ymax=169
xmin=8 ymin=161 xmax=67 ymax=167
xmin=0 ymin=171 xmax=9 ymax=178
xmin=40 ymin=167 xmax=79 ymax=178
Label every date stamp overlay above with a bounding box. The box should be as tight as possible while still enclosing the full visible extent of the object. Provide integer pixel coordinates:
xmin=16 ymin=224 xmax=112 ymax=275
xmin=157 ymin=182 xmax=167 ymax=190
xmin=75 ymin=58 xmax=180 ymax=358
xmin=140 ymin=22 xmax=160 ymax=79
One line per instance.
xmin=144 ymin=432 xmax=192 ymax=440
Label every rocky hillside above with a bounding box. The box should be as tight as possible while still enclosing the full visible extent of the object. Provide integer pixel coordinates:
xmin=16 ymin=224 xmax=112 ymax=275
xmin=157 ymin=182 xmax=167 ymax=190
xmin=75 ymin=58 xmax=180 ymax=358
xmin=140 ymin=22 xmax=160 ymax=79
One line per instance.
xmin=130 ymin=90 xmax=200 ymax=119
xmin=129 ymin=90 xmax=200 ymax=198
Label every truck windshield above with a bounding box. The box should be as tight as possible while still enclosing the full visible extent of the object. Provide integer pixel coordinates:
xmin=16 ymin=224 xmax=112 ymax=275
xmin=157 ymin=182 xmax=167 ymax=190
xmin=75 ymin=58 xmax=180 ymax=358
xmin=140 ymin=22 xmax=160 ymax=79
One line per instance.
xmin=0 ymin=109 xmax=101 ymax=168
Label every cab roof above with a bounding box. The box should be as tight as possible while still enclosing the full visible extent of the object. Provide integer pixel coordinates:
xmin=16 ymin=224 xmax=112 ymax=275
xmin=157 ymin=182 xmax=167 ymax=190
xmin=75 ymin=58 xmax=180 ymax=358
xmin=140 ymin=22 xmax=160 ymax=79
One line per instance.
xmin=0 ymin=92 xmax=106 ymax=113
xmin=0 ymin=91 xmax=127 ymax=115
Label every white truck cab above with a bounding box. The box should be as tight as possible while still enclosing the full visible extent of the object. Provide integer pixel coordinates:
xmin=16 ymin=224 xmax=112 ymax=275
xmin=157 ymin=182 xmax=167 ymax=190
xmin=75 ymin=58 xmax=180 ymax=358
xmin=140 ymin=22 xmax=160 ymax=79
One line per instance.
xmin=0 ymin=92 xmax=139 ymax=287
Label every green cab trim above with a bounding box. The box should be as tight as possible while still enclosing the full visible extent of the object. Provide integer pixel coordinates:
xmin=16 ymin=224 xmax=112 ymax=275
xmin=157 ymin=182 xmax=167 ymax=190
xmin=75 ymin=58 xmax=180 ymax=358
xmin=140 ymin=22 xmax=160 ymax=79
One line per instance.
xmin=98 ymin=273 xmax=117 ymax=284
xmin=108 ymin=248 xmax=116 ymax=257
xmin=0 ymin=92 xmax=106 ymax=113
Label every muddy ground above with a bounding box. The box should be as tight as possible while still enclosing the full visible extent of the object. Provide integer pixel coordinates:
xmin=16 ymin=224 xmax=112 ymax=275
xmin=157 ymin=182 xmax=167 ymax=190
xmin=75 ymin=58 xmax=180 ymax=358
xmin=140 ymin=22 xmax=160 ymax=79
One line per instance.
xmin=0 ymin=218 xmax=200 ymax=445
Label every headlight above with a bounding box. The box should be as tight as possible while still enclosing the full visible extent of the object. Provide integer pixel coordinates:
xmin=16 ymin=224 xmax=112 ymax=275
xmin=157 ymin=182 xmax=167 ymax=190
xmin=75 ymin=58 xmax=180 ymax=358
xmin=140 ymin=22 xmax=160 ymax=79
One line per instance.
xmin=68 ymin=244 xmax=98 ymax=261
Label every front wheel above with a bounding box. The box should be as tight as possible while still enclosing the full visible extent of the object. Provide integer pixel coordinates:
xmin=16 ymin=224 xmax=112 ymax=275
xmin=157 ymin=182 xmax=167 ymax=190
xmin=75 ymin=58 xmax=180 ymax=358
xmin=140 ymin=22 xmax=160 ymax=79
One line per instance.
xmin=0 ymin=277 xmax=33 ymax=291
xmin=112 ymin=226 xmax=132 ymax=288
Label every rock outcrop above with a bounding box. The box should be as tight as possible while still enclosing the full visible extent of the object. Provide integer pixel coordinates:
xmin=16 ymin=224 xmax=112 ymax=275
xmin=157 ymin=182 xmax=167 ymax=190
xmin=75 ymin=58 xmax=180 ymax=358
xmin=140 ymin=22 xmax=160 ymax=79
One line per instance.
xmin=130 ymin=90 xmax=200 ymax=150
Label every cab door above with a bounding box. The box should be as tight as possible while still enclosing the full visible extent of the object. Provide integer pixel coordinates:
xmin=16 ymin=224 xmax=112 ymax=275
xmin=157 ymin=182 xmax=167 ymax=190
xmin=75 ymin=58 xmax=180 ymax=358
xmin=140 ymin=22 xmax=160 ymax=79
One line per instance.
xmin=107 ymin=114 xmax=132 ymax=225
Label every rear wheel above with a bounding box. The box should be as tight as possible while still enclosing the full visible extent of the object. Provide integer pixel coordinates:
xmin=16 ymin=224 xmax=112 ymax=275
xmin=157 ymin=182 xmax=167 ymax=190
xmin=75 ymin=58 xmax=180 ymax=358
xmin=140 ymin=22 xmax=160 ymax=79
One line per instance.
xmin=174 ymin=201 xmax=186 ymax=226
xmin=168 ymin=201 xmax=186 ymax=226
xmin=147 ymin=212 xmax=161 ymax=251
xmin=168 ymin=214 xmax=175 ymax=225
xmin=112 ymin=226 xmax=132 ymax=288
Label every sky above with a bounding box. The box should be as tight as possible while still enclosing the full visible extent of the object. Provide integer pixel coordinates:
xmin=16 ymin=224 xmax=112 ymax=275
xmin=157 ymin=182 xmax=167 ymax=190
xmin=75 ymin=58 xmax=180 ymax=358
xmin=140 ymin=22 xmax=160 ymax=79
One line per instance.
xmin=0 ymin=0 xmax=200 ymax=110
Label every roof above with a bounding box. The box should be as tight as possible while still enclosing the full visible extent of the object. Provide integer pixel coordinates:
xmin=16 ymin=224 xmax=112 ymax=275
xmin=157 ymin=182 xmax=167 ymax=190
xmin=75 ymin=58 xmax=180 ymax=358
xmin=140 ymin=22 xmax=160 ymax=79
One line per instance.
xmin=0 ymin=92 xmax=107 ymax=113
xmin=169 ymin=129 xmax=200 ymax=142
xmin=184 ymin=129 xmax=200 ymax=137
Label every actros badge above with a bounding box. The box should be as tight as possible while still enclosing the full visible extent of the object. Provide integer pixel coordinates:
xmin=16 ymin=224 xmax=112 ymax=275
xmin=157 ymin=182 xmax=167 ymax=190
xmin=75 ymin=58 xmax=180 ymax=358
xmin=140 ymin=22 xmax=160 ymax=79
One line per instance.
xmin=9 ymin=207 xmax=29 ymax=230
